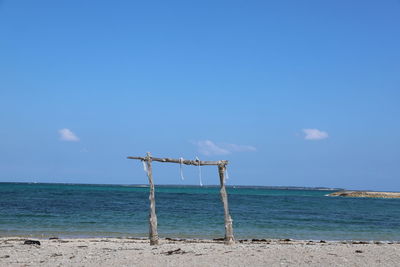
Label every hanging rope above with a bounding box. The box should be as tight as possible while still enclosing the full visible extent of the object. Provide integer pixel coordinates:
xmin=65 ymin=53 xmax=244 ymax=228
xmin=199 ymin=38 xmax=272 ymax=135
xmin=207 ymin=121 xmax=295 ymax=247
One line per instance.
xmin=179 ymin=157 xmax=185 ymax=180
xmin=142 ymin=160 xmax=148 ymax=174
xmin=225 ymin=167 xmax=229 ymax=180
xmin=195 ymin=156 xmax=203 ymax=186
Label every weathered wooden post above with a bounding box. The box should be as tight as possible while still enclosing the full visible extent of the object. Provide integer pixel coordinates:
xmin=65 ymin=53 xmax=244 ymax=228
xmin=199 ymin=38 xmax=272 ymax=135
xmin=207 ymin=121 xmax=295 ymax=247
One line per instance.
xmin=145 ymin=152 xmax=159 ymax=245
xmin=218 ymin=164 xmax=235 ymax=245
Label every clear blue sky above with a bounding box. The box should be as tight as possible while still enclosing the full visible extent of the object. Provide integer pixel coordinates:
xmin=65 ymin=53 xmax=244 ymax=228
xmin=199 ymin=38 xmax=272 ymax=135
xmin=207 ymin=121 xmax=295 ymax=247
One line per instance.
xmin=1 ymin=0 xmax=399 ymax=191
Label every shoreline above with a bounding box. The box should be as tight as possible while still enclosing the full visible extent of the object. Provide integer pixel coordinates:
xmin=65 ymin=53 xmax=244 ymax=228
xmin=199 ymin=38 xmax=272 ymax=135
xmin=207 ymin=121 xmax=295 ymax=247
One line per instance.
xmin=2 ymin=235 xmax=400 ymax=244
xmin=1 ymin=237 xmax=400 ymax=266
xmin=2 ymin=233 xmax=400 ymax=243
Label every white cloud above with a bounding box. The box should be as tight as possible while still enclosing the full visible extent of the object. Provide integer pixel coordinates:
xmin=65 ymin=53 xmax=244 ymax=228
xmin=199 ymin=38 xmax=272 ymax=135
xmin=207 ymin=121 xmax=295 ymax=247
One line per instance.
xmin=302 ymin=128 xmax=328 ymax=140
xmin=59 ymin=128 xmax=80 ymax=142
xmin=196 ymin=140 xmax=230 ymax=156
xmin=195 ymin=140 xmax=256 ymax=156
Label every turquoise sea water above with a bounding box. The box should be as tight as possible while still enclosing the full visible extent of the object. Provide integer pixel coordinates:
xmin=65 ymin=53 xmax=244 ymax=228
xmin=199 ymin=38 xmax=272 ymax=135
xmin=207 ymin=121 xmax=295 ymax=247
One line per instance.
xmin=1 ymin=183 xmax=399 ymax=241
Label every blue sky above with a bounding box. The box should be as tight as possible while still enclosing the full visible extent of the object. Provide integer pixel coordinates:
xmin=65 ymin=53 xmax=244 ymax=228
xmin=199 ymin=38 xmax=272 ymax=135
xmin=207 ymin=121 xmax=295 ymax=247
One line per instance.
xmin=0 ymin=0 xmax=399 ymax=190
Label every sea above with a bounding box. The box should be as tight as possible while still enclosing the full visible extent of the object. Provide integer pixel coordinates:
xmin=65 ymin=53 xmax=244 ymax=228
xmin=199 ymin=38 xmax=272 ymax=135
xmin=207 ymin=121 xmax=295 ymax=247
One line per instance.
xmin=1 ymin=182 xmax=399 ymax=241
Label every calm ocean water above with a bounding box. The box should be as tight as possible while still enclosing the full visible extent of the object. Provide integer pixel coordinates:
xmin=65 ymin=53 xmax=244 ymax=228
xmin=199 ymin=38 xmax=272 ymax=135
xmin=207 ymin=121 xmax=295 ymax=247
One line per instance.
xmin=1 ymin=183 xmax=399 ymax=241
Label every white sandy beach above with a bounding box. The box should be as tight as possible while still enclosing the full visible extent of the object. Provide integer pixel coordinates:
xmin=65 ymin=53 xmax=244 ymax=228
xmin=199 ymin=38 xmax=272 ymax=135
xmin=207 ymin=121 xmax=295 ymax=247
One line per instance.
xmin=1 ymin=237 xmax=399 ymax=267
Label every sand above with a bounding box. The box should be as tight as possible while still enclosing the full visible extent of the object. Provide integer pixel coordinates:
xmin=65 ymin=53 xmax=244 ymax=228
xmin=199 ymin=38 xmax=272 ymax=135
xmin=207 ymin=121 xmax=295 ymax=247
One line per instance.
xmin=1 ymin=237 xmax=399 ymax=266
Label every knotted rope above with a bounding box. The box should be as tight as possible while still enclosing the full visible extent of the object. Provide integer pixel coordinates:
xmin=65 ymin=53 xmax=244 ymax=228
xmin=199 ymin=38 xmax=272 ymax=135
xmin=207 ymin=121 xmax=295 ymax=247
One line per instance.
xmin=142 ymin=160 xmax=148 ymax=173
xmin=195 ymin=156 xmax=203 ymax=186
xmin=179 ymin=157 xmax=185 ymax=180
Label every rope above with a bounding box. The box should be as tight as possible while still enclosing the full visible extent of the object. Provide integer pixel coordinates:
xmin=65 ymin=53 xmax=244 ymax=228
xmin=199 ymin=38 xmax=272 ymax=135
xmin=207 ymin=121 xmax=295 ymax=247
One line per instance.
xmin=142 ymin=160 xmax=148 ymax=174
xmin=179 ymin=157 xmax=185 ymax=180
xmin=225 ymin=167 xmax=229 ymax=180
xmin=195 ymin=156 xmax=203 ymax=186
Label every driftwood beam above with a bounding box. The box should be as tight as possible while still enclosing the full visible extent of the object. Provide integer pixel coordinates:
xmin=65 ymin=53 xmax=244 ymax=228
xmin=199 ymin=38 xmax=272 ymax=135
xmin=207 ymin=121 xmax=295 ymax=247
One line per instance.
xmin=127 ymin=156 xmax=228 ymax=166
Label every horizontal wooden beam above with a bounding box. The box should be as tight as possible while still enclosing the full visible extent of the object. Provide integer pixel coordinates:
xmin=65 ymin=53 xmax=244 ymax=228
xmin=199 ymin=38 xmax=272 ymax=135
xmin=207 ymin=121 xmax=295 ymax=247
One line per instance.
xmin=127 ymin=156 xmax=228 ymax=166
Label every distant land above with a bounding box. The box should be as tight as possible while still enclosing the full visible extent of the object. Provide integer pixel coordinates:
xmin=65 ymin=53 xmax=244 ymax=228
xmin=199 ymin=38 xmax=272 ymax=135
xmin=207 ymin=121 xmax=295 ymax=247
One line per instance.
xmin=329 ymin=191 xmax=400 ymax=199
xmin=166 ymin=185 xmax=344 ymax=191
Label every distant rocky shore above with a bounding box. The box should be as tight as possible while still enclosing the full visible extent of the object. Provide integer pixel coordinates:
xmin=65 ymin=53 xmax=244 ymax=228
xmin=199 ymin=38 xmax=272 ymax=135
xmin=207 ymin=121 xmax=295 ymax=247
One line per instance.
xmin=329 ymin=191 xmax=400 ymax=198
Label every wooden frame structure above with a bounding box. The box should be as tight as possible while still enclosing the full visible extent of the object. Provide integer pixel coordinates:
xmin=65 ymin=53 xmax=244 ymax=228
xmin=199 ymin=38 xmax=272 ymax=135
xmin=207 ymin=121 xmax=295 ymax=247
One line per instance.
xmin=127 ymin=152 xmax=235 ymax=245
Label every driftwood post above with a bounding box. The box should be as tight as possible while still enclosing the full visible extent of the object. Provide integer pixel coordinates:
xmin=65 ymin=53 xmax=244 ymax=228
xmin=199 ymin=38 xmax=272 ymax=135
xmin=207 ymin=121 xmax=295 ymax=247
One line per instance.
xmin=145 ymin=152 xmax=159 ymax=245
xmin=127 ymin=154 xmax=234 ymax=245
xmin=218 ymin=164 xmax=235 ymax=245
